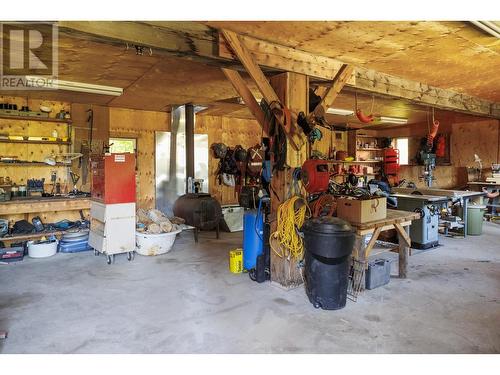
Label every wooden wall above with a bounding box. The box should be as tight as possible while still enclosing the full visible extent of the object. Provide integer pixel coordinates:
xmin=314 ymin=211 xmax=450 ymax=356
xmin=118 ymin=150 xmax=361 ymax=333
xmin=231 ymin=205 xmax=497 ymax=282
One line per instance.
xmin=373 ymin=119 xmax=500 ymax=188
xmin=0 ymin=96 xmax=72 ymax=191
xmin=195 ymin=114 xmax=262 ymax=205
xmin=109 ymin=108 xmax=170 ymax=209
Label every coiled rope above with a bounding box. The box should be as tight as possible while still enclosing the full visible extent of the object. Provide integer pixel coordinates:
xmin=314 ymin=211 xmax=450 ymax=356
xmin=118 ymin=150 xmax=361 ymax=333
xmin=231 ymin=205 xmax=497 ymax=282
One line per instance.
xmin=271 ymin=196 xmax=310 ymax=260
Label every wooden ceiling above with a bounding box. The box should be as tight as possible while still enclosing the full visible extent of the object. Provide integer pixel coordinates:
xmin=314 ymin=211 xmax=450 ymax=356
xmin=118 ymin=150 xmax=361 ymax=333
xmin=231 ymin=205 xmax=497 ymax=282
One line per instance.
xmin=205 ymin=21 xmax=500 ymax=102
xmin=1 ymin=21 xmax=498 ymax=126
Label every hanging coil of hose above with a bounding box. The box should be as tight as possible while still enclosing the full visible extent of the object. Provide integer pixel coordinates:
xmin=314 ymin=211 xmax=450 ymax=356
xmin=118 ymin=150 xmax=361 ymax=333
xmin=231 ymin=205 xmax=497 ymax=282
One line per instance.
xmin=287 ymin=167 xmax=303 ymax=199
xmin=271 ymin=196 xmax=310 ymax=260
xmin=310 ymin=194 xmax=337 ymax=218
xmin=261 ymin=99 xmax=287 ymax=171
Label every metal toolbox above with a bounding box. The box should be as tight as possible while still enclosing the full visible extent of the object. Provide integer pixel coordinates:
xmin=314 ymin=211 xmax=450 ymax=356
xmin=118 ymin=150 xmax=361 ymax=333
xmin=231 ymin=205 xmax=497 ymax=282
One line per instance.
xmin=365 ymin=259 xmax=391 ymax=290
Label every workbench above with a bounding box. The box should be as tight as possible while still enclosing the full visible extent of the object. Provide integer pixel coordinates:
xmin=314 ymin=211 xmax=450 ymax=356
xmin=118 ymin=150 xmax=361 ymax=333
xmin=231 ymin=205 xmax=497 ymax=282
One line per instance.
xmin=0 ymin=196 xmax=90 ymax=243
xmin=349 ymin=209 xmax=420 ymax=280
xmin=0 ymin=196 xmax=90 ymax=217
xmin=392 ymin=187 xmax=486 ymax=237
xmin=467 ymin=182 xmax=500 ymax=215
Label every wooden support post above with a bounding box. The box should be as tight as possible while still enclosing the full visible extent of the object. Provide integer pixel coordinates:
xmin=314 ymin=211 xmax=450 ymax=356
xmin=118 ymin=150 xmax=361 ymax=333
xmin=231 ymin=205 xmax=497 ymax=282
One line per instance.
xmin=268 ymin=72 xmax=308 ymax=288
xmin=221 ymin=68 xmax=268 ymax=135
xmin=397 ymin=225 xmax=410 ymax=278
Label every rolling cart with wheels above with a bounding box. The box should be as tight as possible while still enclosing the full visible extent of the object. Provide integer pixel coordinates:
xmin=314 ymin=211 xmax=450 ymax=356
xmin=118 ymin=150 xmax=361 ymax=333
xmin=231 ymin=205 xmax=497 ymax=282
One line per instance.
xmin=88 ymin=153 xmax=137 ymax=265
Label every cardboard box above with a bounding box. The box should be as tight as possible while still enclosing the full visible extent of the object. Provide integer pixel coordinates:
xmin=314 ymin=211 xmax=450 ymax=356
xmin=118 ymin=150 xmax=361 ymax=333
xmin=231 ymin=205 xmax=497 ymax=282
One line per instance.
xmin=337 ymin=197 xmax=387 ymax=224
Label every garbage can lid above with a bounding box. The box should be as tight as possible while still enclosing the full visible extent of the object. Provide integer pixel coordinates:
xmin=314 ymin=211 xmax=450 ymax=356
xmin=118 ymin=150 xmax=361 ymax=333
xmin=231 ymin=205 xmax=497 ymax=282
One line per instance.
xmin=302 ymin=216 xmax=353 ymax=234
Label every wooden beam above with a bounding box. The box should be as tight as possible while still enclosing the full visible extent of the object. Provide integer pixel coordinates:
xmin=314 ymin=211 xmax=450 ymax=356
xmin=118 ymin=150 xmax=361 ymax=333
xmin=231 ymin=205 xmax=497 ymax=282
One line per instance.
xmin=220 ymin=29 xmax=301 ymax=150
xmin=221 ymin=68 xmax=268 ymax=135
xmin=353 ymin=67 xmax=499 ymax=118
xmin=56 ymin=21 xmax=500 ymax=118
xmin=316 ymin=64 xmax=354 ymax=112
xmin=220 ymin=30 xmax=281 ymax=105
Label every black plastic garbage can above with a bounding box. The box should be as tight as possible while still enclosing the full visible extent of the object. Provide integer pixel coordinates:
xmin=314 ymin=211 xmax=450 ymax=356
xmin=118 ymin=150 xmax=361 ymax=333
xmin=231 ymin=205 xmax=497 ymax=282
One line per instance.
xmin=303 ymin=217 xmax=355 ymax=310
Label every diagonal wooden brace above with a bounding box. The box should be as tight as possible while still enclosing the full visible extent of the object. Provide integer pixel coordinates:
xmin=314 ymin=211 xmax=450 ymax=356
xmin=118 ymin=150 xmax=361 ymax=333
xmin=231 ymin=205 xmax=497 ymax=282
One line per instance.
xmin=220 ymin=29 xmax=302 ymax=150
xmin=221 ymin=68 xmax=269 ymax=136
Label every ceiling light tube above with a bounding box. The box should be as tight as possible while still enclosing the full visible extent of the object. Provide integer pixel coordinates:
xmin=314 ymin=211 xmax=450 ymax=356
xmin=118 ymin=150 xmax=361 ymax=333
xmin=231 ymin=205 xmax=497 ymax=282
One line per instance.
xmin=326 ymin=108 xmax=355 ymax=116
xmin=379 ymin=116 xmax=408 ymax=124
xmin=24 ymin=76 xmax=123 ymax=96
xmin=470 ymin=21 xmax=500 ymax=38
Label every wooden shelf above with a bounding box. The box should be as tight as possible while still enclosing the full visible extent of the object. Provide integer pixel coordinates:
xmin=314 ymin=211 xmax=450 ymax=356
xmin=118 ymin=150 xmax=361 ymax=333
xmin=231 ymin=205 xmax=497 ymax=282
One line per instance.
xmin=336 ymin=173 xmax=378 ymax=177
xmin=0 ymin=114 xmax=72 ymax=124
xmin=0 ymin=139 xmax=71 ymax=145
xmin=0 ymin=230 xmax=66 ymax=242
xmin=357 ymin=148 xmax=383 ymax=151
xmin=328 ymin=160 xmax=382 ymax=164
xmin=0 ymin=162 xmax=67 ymax=167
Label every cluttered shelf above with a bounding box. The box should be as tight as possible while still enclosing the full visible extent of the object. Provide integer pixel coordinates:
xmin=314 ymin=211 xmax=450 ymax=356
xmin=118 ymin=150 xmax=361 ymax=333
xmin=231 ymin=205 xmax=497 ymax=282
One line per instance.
xmin=327 ymin=159 xmax=382 ymax=164
xmin=0 ymin=114 xmax=72 ymax=124
xmin=0 ymin=162 xmax=67 ymax=167
xmin=0 ymin=230 xmax=67 ymax=243
xmin=0 ymin=139 xmax=71 ymax=145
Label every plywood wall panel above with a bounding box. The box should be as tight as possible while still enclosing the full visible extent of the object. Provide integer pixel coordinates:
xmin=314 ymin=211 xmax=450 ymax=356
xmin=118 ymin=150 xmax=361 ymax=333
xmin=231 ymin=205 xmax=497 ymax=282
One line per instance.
xmin=451 ymin=120 xmax=500 ymax=167
xmin=109 ymin=108 xmax=170 ymax=210
xmin=196 ymin=114 xmax=262 ymax=205
xmin=371 ymin=119 xmax=499 ymax=189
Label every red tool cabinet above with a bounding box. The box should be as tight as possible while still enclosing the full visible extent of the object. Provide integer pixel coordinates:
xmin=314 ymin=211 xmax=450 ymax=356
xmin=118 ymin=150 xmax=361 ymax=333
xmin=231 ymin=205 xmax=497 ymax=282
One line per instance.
xmin=91 ymin=153 xmax=136 ymax=204
xmin=383 ymin=148 xmax=400 ymax=184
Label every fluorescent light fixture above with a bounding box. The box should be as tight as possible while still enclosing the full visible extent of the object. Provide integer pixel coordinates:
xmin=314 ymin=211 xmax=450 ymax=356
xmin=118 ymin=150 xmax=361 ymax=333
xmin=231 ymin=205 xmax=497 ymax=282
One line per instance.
xmin=470 ymin=21 xmax=500 ymax=38
xmin=379 ymin=116 xmax=408 ymax=124
xmin=326 ymin=108 xmax=354 ymax=116
xmin=24 ymin=76 xmax=123 ymax=96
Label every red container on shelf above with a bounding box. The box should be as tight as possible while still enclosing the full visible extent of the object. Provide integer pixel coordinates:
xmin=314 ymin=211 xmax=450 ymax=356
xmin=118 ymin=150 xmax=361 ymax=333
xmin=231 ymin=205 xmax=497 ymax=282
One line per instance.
xmin=91 ymin=153 xmax=136 ymax=204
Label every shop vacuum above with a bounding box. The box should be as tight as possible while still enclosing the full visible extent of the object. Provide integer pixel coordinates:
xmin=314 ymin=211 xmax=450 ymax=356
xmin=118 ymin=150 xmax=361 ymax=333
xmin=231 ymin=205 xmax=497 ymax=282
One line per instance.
xmin=244 ymin=196 xmax=271 ymax=283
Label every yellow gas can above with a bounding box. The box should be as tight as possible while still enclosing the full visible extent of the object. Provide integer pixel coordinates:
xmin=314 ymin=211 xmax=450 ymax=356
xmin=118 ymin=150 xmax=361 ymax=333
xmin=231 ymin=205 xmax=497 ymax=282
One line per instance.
xmin=229 ymin=249 xmax=243 ymax=273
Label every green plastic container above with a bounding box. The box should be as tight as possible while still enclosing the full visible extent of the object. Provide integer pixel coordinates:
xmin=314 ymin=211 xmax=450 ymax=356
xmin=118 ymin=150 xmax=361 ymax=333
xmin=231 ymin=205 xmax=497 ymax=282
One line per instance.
xmin=467 ymin=205 xmax=486 ymax=235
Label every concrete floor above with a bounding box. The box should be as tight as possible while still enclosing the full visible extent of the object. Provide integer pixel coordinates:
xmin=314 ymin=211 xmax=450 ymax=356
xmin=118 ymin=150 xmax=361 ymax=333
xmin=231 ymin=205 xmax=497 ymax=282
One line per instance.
xmin=1 ymin=223 xmax=499 ymax=354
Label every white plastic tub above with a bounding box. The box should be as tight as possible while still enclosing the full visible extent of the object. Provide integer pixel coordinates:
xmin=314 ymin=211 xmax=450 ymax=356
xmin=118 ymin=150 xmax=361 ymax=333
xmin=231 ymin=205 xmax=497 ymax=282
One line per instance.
xmin=135 ymin=229 xmax=181 ymax=256
xmin=28 ymin=239 xmax=58 ymax=258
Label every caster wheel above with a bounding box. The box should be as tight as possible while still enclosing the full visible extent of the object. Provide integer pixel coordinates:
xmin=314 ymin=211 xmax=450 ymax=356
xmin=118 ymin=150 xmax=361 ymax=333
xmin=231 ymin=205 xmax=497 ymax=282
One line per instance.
xmin=313 ymin=302 xmax=321 ymax=309
xmin=106 ymin=255 xmax=114 ymax=265
xmin=94 ymin=249 xmax=99 ymax=256
xmin=127 ymin=252 xmax=134 ymax=261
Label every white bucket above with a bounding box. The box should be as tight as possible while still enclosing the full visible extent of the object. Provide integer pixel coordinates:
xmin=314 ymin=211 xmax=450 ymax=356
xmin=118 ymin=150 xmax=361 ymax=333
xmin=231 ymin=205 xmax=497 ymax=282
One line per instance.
xmin=28 ymin=239 xmax=58 ymax=258
xmin=135 ymin=229 xmax=181 ymax=256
